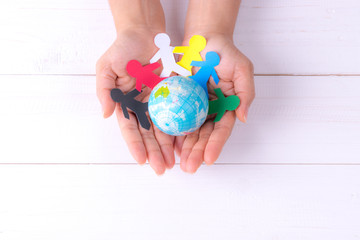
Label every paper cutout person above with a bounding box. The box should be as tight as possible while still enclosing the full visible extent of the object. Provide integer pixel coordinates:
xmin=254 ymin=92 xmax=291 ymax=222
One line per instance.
xmin=110 ymin=88 xmax=151 ymax=130
xmin=189 ymin=51 xmax=220 ymax=97
xmin=173 ymin=35 xmax=207 ymax=74
xmin=126 ymin=60 xmax=165 ymax=92
xmin=208 ymin=88 xmax=240 ymax=122
xmin=150 ymin=33 xmax=191 ymax=77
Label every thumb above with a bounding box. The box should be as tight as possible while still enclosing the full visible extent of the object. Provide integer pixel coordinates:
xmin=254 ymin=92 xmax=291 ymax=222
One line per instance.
xmin=96 ymin=62 xmax=117 ymax=118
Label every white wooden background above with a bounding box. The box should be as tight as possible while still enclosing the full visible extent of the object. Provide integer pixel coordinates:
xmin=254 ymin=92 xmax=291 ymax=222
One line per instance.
xmin=1 ymin=0 xmax=360 ymax=239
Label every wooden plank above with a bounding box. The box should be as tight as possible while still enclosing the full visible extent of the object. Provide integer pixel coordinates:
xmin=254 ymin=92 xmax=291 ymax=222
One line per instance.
xmin=1 ymin=75 xmax=359 ymax=164
xmin=0 ymin=165 xmax=360 ymax=239
xmin=0 ymin=0 xmax=360 ymax=74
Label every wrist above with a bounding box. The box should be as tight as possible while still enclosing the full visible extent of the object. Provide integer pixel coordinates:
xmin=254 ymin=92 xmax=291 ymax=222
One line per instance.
xmin=183 ymin=30 xmax=233 ymax=45
xmin=109 ymin=0 xmax=165 ymax=36
xmin=184 ymin=0 xmax=240 ymax=43
xmin=114 ymin=16 xmax=165 ymax=35
xmin=115 ymin=24 xmax=165 ymax=37
xmin=184 ymin=23 xmax=234 ymax=40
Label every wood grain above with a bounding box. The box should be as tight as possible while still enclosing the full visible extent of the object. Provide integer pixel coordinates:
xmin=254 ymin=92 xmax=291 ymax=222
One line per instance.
xmin=1 ymin=75 xmax=359 ymax=164
xmin=1 ymin=1 xmax=360 ymax=239
xmin=0 ymin=165 xmax=359 ymax=240
xmin=0 ymin=0 xmax=359 ymax=74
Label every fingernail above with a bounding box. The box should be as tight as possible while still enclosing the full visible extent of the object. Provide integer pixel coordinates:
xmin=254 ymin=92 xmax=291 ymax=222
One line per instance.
xmin=243 ymin=108 xmax=249 ymax=123
xmin=102 ymin=105 xmax=106 ymax=118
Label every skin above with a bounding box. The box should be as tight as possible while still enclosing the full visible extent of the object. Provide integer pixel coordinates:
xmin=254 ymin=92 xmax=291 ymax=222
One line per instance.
xmin=96 ymin=0 xmax=255 ymax=175
xmin=175 ymin=0 xmax=255 ymax=173
xmin=97 ymin=0 xmax=174 ymax=175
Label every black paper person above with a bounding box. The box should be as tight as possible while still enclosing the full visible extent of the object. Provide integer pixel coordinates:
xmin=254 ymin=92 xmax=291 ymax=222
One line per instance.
xmin=110 ymin=88 xmax=150 ymax=130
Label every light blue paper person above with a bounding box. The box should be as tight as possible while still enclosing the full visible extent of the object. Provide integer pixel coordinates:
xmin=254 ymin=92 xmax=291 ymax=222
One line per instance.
xmin=189 ymin=51 xmax=220 ymax=97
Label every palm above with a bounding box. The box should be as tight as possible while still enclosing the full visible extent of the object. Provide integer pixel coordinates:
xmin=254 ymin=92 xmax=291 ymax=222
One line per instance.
xmin=96 ymin=29 xmax=175 ymax=175
xmin=107 ymin=30 xmax=158 ymax=97
xmin=175 ymin=35 xmax=255 ymax=173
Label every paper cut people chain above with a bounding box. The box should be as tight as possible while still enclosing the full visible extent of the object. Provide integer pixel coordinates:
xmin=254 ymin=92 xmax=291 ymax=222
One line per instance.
xmin=126 ymin=60 xmax=165 ymax=92
xmin=150 ymin=33 xmax=191 ymax=77
xmin=189 ymin=51 xmax=220 ymax=97
xmin=110 ymin=34 xmax=241 ymax=130
xmin=110 ymin=88 xmax=151 ymax=130
xmin=173 ymin=35 xmax=207 ymax=74
xmin=208 ymin=88 xmax=240 ymax=122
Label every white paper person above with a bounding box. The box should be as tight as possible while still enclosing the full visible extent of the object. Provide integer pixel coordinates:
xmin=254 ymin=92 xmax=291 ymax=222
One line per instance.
xmin=150 ymin=33 xmax=191 ymax=78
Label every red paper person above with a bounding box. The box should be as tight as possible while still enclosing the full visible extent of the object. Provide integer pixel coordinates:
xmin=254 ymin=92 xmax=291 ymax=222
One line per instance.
xmin=126 ymin=60 xmax=165 ymax=92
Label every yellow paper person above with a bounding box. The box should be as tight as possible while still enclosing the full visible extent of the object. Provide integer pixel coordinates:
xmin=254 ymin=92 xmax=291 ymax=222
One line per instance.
xmin=173 ymin=35 xmax=206 ymax=75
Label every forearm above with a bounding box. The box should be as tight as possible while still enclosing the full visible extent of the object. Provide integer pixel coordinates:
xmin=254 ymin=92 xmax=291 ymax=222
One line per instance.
xmin=184 ymin=0 xmax=241 ymax=38
xmin=109 ymin=0 xmax=165 ymax=33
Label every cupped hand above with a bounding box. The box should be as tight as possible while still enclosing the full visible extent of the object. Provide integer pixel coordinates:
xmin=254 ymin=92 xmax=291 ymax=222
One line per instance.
xmin=96 ymin=28 xmax=175 ymax=175
xmin=175 ymin=34 xmax=255 ymax=173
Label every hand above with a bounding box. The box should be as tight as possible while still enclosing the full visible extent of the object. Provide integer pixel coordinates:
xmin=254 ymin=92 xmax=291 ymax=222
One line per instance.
xmin=175 ymin=33 xmax=255 ymax=173
xmin=96 ymin=28 xmax=175 ymax=175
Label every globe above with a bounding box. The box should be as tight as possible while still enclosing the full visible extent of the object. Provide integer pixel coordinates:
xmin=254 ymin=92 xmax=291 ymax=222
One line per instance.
xmin=148 ymin=76 xmax=209 ymax=136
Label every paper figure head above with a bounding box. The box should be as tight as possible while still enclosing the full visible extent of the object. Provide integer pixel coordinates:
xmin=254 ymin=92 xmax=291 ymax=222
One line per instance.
xmin=205 ymin=51 xmax=220 ymax=66
xmin=189 ymin=35 xmax=206 ymax=51
xmin=126 ymin=60 xmax=142 ymax=76
xmin=110 ymin=88 xmax=125 ymax=102
xmin=154 ymin=33 xmax=171 ymax=47
xmin=226 ymin=95 xmax=240 ymax=111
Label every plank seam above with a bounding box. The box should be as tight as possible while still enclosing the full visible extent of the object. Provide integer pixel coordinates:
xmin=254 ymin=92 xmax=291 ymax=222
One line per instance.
xmin=1 ymin=163 xmax=360 ymax=165
xmin=1 ymin=74 xmax=360 ymax=77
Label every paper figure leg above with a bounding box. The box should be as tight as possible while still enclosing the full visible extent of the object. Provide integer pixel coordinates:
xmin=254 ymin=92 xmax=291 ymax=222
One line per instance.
xmin=138 ymin=105 xmax=150 ymax=130
xmin=191 ymin=76 xmax=209 ymax=98
xmin=160 ymin=68 xmax=172 ymax=78
xmin=201 ymin=82 xmax=209 ymax=98
xmin=134 ymin=102 xmax=150 ymax=130
xmin=137 ymin=112 xmax=150 ymax=130
xmin=121 ymin=103 xmax=130 ymax=119
xmin=172 ymin=63 xmax=191 ymax=76
xmin=214 ymin=108 xmax=227 ymax=122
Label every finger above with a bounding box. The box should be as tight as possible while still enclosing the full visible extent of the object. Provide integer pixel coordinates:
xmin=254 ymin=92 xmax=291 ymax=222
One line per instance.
xmin=180 ymin=130 xmax=199 ymax=172
xmin=174 ymin=136 xmax=186 ymax=157
xmin=139 ymin=121 xmax=166 ymax=175
xmin=96 ymin=62 xmax=117 ymax=118
xmin=115 ymin=104 xmax=147 ymax=165
xmin=153 ymin=126 xmax=175 ymax=169
xmin=233 ymin=59 xmax=255 ymax=123
xmin=204 ymin=111 xmax=236 ymax=165
xmin=185 ymin=121 xmax=214 ymax=173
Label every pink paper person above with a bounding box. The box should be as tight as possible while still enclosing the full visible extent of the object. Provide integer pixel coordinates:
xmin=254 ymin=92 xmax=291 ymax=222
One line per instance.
xmin=150 ymin=33 xmax=191 ymax=77
xmin=126 ymin=60 xmax=165 ymax=92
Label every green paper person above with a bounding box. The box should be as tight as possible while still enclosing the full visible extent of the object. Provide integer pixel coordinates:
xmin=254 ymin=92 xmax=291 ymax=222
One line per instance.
xmin=208 ymin=88 xmax=240 ymax=122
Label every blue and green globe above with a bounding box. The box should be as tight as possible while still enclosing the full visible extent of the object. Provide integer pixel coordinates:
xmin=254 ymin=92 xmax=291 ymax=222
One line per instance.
xmin=148 ymin=76 xmax=209 ymax=136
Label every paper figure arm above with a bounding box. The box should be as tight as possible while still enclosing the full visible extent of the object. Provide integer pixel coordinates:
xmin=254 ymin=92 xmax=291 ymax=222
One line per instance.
xmin=211 ymin=69 xmax=220 ymax=85
xmin=121 ymin=102 xmax=130 ymax=119
xmin=214 ymin=88 xmax=225 ymax=100
xmin=173 ymin=46 xmax=188 ymax=54
xmin=126 ymin=89 xmax=141 ymax=98
xmin=149 ymin=50 xmax=161 ymax=63
xmin=214 ymin=109 xmax=226 ymax=122
xmin=144 ymin=62 xmax=161 ymax=72
xmin=190 ymin=60 xmax=207 ymax=67
xmin=135 ymin=78 xmax=143 ymax=92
